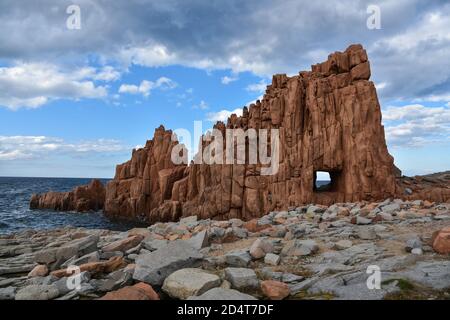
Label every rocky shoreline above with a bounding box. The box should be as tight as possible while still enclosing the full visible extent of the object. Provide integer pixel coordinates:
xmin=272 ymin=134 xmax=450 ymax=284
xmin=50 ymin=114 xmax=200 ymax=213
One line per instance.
xmin=1 ymin=199 xmax=449 ymax=300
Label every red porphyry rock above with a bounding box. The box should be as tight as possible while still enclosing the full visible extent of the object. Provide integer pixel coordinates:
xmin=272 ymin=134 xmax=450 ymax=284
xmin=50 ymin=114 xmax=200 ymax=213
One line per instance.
xmin=30 ymin=179 xmax=105 ymax=212
xmin=261 ymin=280 xmax=290 ymax=300
xmin=432 ymin=227 xmax=450 ymax=254
xmin=99 ymin=282 xmax=160 ymax=300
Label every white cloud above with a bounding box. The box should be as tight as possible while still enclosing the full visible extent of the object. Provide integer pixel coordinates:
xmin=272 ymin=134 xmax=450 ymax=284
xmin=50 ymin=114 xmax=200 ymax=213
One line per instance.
xmin=118 ymin=77 xmax=177 ymax=97
xmin=382 ymin=104 xmax=450 ymax=147
xmin=193 ymin=100 xmax=209 ymax=110
xmin=93 ymin=66 xmax=121 ymax=82
xmin=0 ymin=135 xmax=127 ymax=161
xmin=221 ymin=75 xmax=238 ymax=84
xmin=206 ymin=108 xmax=243 ymax=122
xmin=0 ymin=62 xmax=109 ymax=110
xmin=246 ymin=80 xmax=268 ymax=93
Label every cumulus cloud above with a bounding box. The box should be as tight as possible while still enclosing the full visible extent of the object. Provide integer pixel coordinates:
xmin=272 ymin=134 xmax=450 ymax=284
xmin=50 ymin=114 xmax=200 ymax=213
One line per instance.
xmin=206 ymin=108 xmax=243 ymax=122
xmin=221 ymin=75 xmax=238 ymax=84
xmin=118 ymin=77 xmax=177 ymax=97
xmin=0 ymin=1 xmax=448 ymax=105
xmin=0 ymin=135 xmax=127 ymax=160
xmin=382 ymin=104 xmax=450 ymax=147
xmin=246 ymin=80 xmax=268 ymax=93
xmin=193 ymin=100 xmax=209 ymax=110
xmin=0 ymin=62 xmax=109 ymax=110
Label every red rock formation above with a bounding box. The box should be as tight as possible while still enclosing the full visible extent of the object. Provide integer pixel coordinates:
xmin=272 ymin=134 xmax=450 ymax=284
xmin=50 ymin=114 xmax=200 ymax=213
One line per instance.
xmin=104 ymin=44 xmax=449 ymax=223
xmin=31 ymin=44 xmax=450 ymax=222
xmin=30 ymin=179 xmax=105 ymax=212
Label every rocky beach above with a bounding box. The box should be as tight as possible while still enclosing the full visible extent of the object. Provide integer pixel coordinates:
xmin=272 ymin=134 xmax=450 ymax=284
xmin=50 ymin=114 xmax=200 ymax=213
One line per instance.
xmin=4 ymin=43 xmax=448 ymax=301
xmin=1 ymin=199 xmax=449 ymax=300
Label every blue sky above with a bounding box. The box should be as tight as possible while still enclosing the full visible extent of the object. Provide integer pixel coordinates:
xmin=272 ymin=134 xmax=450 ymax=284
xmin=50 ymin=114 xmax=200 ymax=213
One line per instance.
xmin=0 ymin=0 xmax=449 ymax=178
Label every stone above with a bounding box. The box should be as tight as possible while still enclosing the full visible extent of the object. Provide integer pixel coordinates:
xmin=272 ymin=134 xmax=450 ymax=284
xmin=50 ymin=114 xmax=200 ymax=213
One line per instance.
xmin=35 ymin=234 xmax=99 ymax=269
xmin=243 ymin=219 xmax=271 ymax=232
xmin=141 ymin=238 xmax=169 ymax=251
xmin=357 ymin=227 xmax=377 ymax=240
xmin=225 ymin=250 xmax=252 ymax=267
xmin=249 ymin=238 xmax=274 ymax=259
xmin=188 ymin=288 xmax=257 ymax=300
xmin=62 ymin=251 xmax=100 ymax=268
xmin=432 ymin=227 xmax=450 ymax=254
xmin=0 ymin=287 xmax=16 ymax=300
xmin=133 ymin=240 xmax=203 ymax=286
xmin=355 ymin=216 xmax=372 ymax=225
xmin=53 ymin=271 xmax=90 ymax=295
xmin=162 ymin=268 xmax=221 ymax=299
xmin=30 ymin=179 xmax=105 ymax=212
xmin=15 ymin=284 xmax=59 ymax=300
xmin=335 ymin=240 xmax=353 ymax=250
xmin=281 ymin=239 xmax=319 ymax=256
xmin=397 ymin=260 xmax=450 ymax=289
xmin=405 ymin=237 xmax=422 ymax=253
xmin=127 ymin=228 xmax=152 ymax=238
xmin=261 ymin=280 xmax=290 ymax=300
xmin=28 ymin=264 xmax=48 ymax=278
xmin=184 ymin=230 xmax=209 ymax=250
xmin=224 ymin=268 xmax=259 ymax=291
xmin=381 ymin=203 xmax=401 ymax=214
xmin=411 ymin=248 xmax=423 ymax=255
xmin=102 ymin=235 xmax=144 ymax=253
xmin=51 ymin=256 xmax=125 ymax=278
xmin=264 ymin=253 xmax=280 ymax=266
xmin=99 ymin=282 xmax=159 ymax=300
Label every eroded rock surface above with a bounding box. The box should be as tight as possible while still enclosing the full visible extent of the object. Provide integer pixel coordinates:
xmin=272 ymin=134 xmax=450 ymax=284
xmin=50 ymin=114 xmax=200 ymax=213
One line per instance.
xmin=30 ymin=179 xmax=105 ymax=212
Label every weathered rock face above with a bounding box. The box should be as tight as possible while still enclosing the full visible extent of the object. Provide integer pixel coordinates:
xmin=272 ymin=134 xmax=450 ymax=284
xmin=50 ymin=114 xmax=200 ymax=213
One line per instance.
xmin=103 ymin=44 xmax=448 ymax=223
xmin=30 ymin=179 xmax=105 ymax=212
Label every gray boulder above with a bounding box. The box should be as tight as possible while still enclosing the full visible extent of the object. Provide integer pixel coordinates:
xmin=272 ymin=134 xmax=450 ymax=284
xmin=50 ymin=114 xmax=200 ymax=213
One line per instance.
xmin=224 ymin=267 xmax=259 ymax=291
xmin=225 ymin=250 xmax=251 ymax=267
xmin=162 ymin=268 xmax=221 ymax=299
xmin=133 ymin=240 xmax=203 ymax=286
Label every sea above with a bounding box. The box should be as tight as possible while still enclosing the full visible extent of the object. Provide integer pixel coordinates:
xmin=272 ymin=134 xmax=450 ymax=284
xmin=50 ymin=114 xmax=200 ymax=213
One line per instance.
xmin=0 ymin=177 xmax=140 ymax=235
xmin=0 ymin=176 xmax=331 ymax=235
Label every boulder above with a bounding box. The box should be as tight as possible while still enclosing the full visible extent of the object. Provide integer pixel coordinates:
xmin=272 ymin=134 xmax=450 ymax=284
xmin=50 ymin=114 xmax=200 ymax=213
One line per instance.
xmin=264 ymin=253 xmax=280 ymax=266
xmin=51 ymin=256 xmax=125 ymax=278
xmin=28 ymin=264 xmax=48 ymax=278
xmin=133 ymin=241 xmax=203 ymax=286
xmin=224 ymin=268 xmax=259 ymax=291
xmin=162 ymin=268 xmax=221 ymax=299
xmin=102 ymin=235 xmax=144 ymax=253
xmin=432 ymin=227 xmax=450 ymax=254
xmin=249 ymin=238 xmax=274 ymax=259
xmin=224 ymin=250 xmax=252 ymax=267
xmin=99 ymin=283 xmax=159 ymax=300
xmin=281 ymin=239 xmax=319 ymax=256
xmin=335 ymin=240 xmax=353 ymax=250
xmin=261 ymin=280 xmax=290 ymax=300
